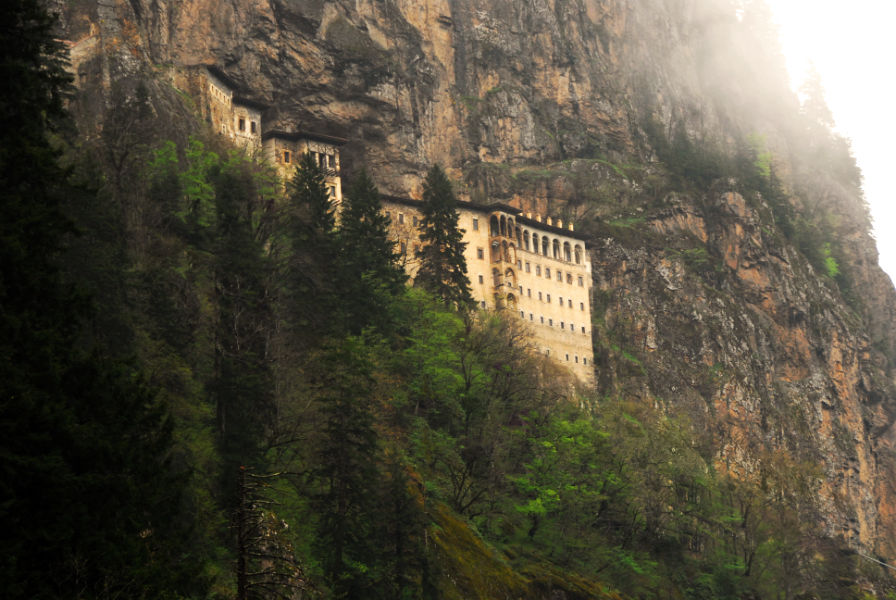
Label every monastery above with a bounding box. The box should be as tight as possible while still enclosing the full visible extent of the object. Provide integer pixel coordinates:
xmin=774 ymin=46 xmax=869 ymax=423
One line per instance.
xmin=179 ymin=66 xmax=594 ymax=383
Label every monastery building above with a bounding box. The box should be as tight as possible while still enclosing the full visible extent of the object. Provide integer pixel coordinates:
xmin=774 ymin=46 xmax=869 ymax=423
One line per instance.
xmin=178 ymin=66 xmax=594 ymax=383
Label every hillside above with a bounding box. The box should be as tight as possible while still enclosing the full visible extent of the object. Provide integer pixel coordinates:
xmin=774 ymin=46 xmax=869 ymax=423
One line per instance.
xmin=6 ymin=0 xmax=896 ymax=597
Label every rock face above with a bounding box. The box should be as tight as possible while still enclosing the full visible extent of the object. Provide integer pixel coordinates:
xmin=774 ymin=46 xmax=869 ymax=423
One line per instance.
xmin=55 ymin=0 xmax=896 ymax=560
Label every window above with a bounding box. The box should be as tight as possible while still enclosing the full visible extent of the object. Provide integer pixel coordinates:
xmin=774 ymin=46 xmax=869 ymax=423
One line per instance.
xmin=560 ymin=322 xmax=565 ymax=330
xmin=559 ymin=296 xmax=563 ymax=306
xmin=565 ymin=354 xmax=569 ymax=361
xmin=472 ymin=217 xmax=479 ymax=231
xmin=567 ymin=273 xmax=573 ymax=284
xmin=575 ymin=355 xmax=579 ymax=363
xmin=283 ymin=150 xmax=291 ymax=163
xmin=570 ymin=323 xmax=574 ymax=331
xmin=481 ymin=301 xmax=486 ymax=308
xmin=518 ymin=260 xmax=522 ymax=269
xmin=546 ymin=294 xmax=551 ymax=303
xmin=398 ymin=213 xmax=404 ymax=224
xmin=536 ymin=265 xmax=541 ymax=276
xmin=477 ymin=248 xmax=484 ymax=260
xmin=238 ymin=117 xmax=245 ymax=131
xmin=545 ymin=267 xmax=551 ymax=278
xmin=557 ymin=271 xmax=562 ymax=281
xmin=581 ymin=326 xmax=586 ymax=334
xmin=549 ymin=319 xmax=553 ymax=326
xmin=250 ymin=121 xmax=257 ymax=134
xmin=519 ymin=285 xmax=524 ymax=292
xmin=583 ymin=358 xmax=588 ymax=365
xmin=568 ymin=299 xmax=572 ymax=308
xmin=529 ymin=313 xmax=533 ymax=321
xmin=580 ymin=302 xmax=585 ymax=311
xmin=413 ymin=216 xmax=419 ymax=227
xmin=538 ymin=292 xmax=543 ymax=301
xmin=578 ymin=276 xmax=584 ymax=287
xmin=525 ymin=262 xmax=531 ymax=273
xmin=527 ymin=288 xmax=531 ymax=297
xmin=520 ymin=310 xmax=525 ymax=318
xmin=540 ymin=316 xmax=544 ymax=324
xmin=478 ymin=275 xmax=484 ymax=284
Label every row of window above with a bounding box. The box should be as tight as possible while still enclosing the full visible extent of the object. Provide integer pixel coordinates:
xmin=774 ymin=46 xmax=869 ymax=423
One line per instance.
xmin=522 ymin=261 xmax=585 ymax=286
xmin=487 ymin=215 xmax=585 ymax=266
xmin=521 ymin=311 xmax=588 ymax=334
xmin=540 ymin=347 xmax=588 ymax=365
xmin=528 ymin=289 xmax=586 ymax=310
xmin=386 ymin=212 xmax=420 ymax=227
xmin=236 ymin=117 xmax=258 ymax=134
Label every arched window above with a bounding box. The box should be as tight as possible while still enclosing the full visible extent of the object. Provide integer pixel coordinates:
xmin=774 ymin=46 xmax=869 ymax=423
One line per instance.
xmin=506 ymin=293 xmax=518 ymax=308
xmin=504 ymin=267 xmax=516 ymax=288
xmin=574 ymin=244 xmax=582 ymax=264
xmin=532 ymin=234 xmax=539 ymax=254
xmin=524 ymin=230 xmax=530 ymax=251
xmin=492 ymin=268 xmax=501 ymax=287
xmin=500 ymin=215 xmax=507 ymax=236
xmin=541 ymin=236 xmax=549 ymax=256
xmin=490 ymin=215 xmax=499 ymax=236
xmin=502 ymin=240 xmax=510 ymax=263
xmin=508 ymin=218 xmax=515 ymax=238
xmin=516 ymin=224 xmax=522 ymax=246
xmin=563 ymin=241 xmax=571 ymax=262
xmin=553 ymin=238 xmax=560 ymax=259
xmin=491 ymin=240 xmax=501 ymax=263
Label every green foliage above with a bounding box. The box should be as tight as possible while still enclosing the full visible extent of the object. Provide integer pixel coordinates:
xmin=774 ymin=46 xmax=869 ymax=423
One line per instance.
xmin=415 ymin=165 xmax=474 ymax=308
xmin=0 ymin=3 xmax=200 ymax=596
xmin=336 ymin=168 xmax=407 ymax=336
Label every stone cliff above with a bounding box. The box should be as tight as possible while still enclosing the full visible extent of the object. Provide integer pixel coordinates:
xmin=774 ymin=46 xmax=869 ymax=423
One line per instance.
xmin=55 ymin=0 xmax=896 ymax=562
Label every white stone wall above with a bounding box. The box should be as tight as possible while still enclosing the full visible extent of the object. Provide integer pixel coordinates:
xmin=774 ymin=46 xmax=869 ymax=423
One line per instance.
xmin=382 ymin=199 xmax=594 ymax=383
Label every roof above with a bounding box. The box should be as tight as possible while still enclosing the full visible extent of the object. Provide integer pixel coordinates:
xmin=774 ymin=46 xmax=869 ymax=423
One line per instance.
xmin=204 ymin=65 xmax=240 ymax=92
xmin=262 ymin=129 xmax=348 ymax=146
xmin=380 ymin=195 xmax=589 ymax=241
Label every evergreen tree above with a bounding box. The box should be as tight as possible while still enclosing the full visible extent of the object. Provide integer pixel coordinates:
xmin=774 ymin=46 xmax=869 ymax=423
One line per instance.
xmin=212 ymin=155 xmax=276 ymax=497
xmin=336 ymin=169 xmax=406 ymax=335
xmin=414 ymin=165 xmax=473 ymax=308
xmin=800 ymin=63 xmax=836 ymax=130
xmin=0 ymin=2 xmax=197 ymax=596
xmin=285 ymin=152 xmax=337 ymax=343
xmin=309 ymin=338 xmax=382 ymax=598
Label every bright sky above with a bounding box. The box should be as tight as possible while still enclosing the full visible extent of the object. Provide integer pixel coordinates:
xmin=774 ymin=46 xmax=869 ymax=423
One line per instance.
xmin=765 ymin=0 xmax=896 ymax=284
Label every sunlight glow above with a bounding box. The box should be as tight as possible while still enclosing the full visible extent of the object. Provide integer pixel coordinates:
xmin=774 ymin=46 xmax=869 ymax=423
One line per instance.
xmin=765 ymin=0 xmax=896 ymax=282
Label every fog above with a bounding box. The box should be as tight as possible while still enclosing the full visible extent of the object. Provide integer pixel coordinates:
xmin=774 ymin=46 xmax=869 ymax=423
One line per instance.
xmin=766 ymin=0 xmax=896 ymax=282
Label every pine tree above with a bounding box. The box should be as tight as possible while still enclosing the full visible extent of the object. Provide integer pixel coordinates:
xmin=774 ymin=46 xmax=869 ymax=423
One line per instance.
xmin=800 ymin=63 xmax=835 ymax=130
xmin=414 ymin=165 xmax=473 ymax=308
xmin=309 ymin=338 xmax=382 ymax=598
xmin=285 ymin=152 xmax=338 ymax=343
xmin=0 ymin=2 xmax=197 ymax=596
xmin=336 ymin=169 xmax=406 ymax=335
xmin=212 ymin=155 xmax=276 ymax=495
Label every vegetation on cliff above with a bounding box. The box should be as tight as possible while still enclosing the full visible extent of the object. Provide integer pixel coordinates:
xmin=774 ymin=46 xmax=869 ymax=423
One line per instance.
xmin=5 ymin=0 xmax=896 ymax=598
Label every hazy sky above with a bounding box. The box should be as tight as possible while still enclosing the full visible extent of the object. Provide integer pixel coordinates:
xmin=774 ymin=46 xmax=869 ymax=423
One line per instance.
xmin=764 ymin=0 xmax=896 ymax=283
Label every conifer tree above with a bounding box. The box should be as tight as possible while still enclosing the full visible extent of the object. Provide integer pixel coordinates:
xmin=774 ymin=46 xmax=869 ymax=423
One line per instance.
xmin=800 ymin=63 xmax=835 ymax=130
xmin=309 ymin=338 xmax=382 ymax=598
xmin=0 ymin=2 xmax=197 ymax=596
xmin=212 ymin=156 xmax=276 ymax=493
xmin=285 ymin=152 xmax=337 ymax=342
xmin=336 ymin=169 xmax=406 ymax=335
xmin=415 ymin=165 xmax=473 ymax=308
